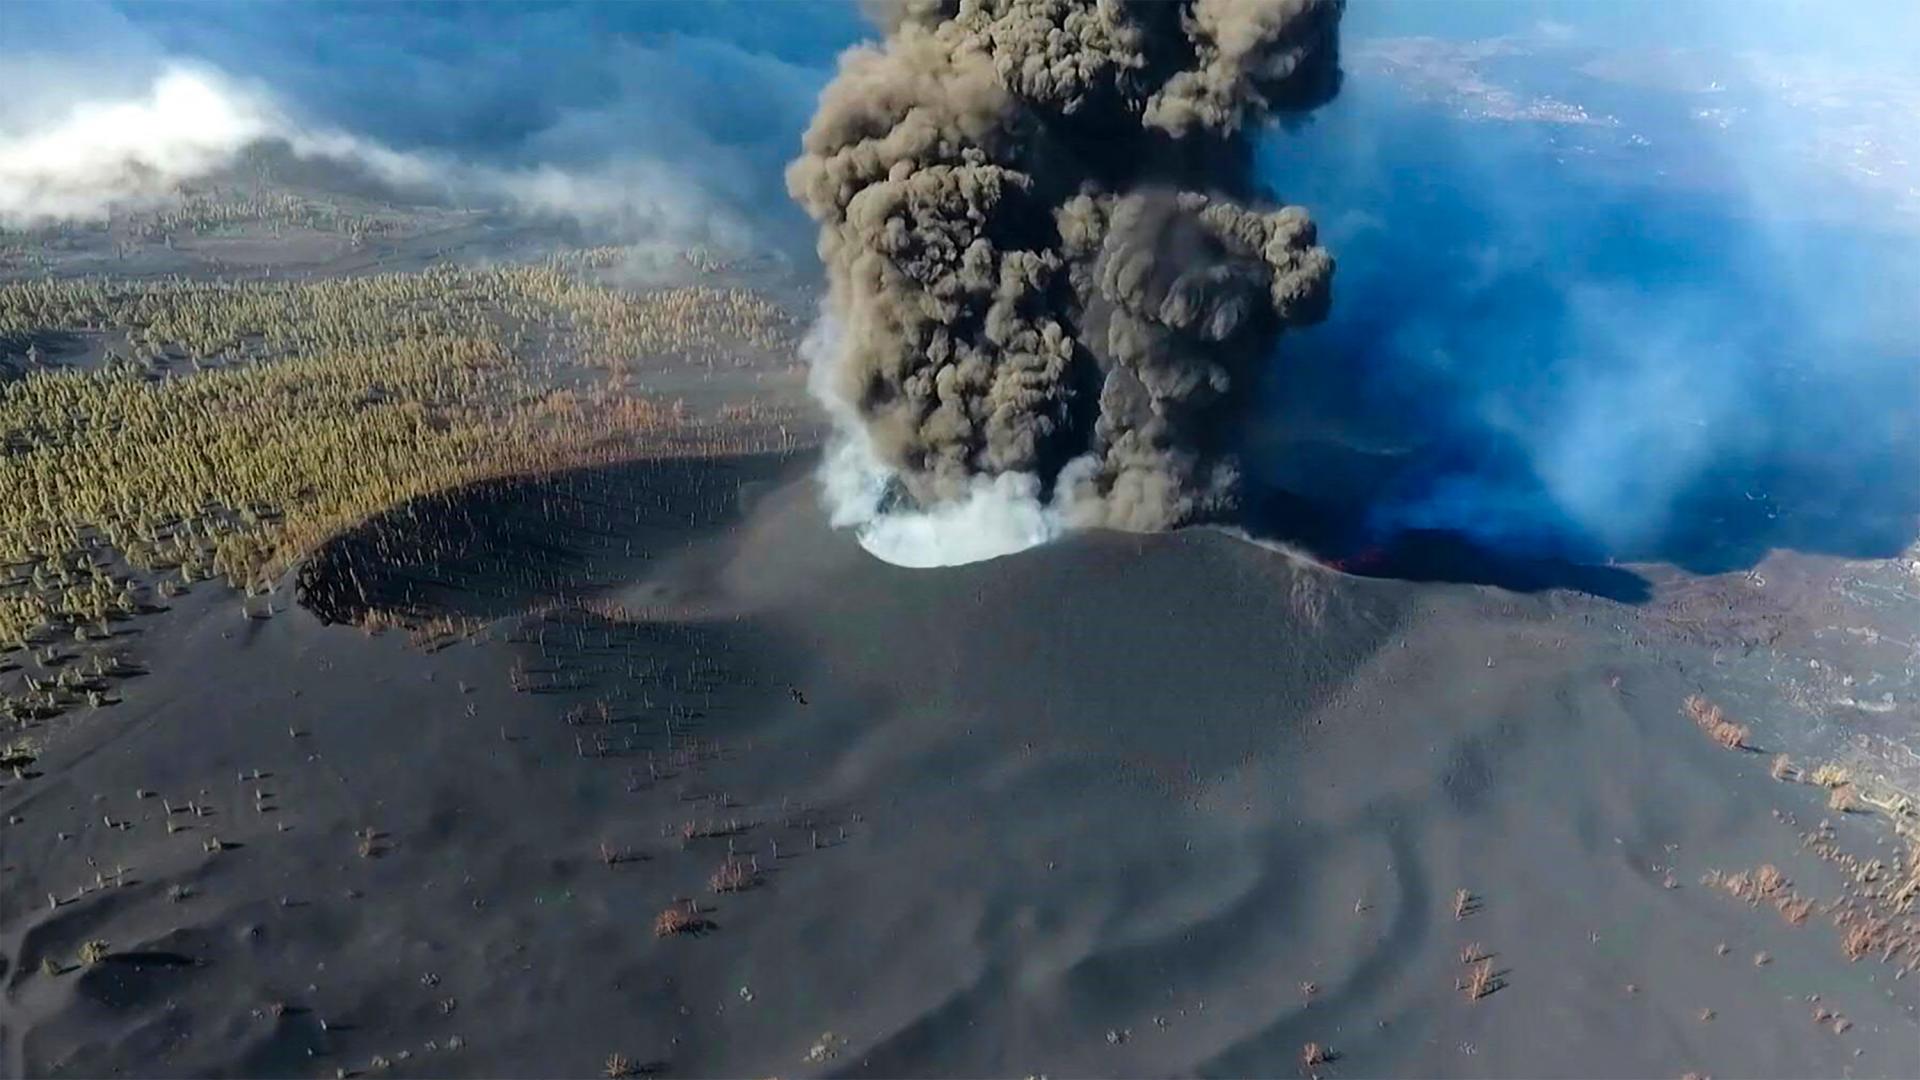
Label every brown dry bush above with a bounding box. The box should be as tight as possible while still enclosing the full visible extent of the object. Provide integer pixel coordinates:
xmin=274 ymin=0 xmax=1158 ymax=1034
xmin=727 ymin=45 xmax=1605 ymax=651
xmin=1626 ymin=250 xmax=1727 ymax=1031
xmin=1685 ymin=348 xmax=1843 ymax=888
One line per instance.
xmin=1721 ymin=871 xmax=1755 ymax=901
xmin=653 ymin=901 xmax=710 ymax=938
xmin=1843 ymin=922 xmax=1878 ymax=961
xmin=1683 ymin=694 xmax=1749 ymax=750
xmin=1777 ymin=894 xmax=1815 ymax=926
xmin=1809 ymin=764 xmax=1853 ymax=789
xmin=1755 ymin=864 xmax=1789 ymax=896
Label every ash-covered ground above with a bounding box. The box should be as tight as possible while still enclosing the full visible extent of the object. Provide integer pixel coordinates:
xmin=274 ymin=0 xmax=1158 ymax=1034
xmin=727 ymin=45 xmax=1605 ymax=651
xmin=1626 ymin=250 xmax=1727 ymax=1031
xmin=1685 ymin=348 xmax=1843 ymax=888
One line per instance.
xmin=4 ymin=443 xmax=1920 ymax=1078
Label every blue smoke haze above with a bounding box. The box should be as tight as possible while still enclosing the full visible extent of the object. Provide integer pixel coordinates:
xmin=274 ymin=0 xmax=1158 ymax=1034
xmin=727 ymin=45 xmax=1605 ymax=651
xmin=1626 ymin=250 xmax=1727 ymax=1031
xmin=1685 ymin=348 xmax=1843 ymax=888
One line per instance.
xmin=1248 ymin=13 xmax=1920 ymax=572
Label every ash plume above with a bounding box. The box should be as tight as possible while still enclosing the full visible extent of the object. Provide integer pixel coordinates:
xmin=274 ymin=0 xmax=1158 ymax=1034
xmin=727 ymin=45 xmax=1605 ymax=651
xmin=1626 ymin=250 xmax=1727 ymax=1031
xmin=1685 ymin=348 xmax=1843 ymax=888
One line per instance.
xmin=792 ymin=0 xmax=1343 ymax=558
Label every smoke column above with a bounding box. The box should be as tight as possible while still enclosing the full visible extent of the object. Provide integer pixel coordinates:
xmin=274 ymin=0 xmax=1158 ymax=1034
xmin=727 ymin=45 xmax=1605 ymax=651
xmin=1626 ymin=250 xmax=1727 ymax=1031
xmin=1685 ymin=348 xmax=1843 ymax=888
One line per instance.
xmin=790 ymin=0 xmax=1345 ymax=565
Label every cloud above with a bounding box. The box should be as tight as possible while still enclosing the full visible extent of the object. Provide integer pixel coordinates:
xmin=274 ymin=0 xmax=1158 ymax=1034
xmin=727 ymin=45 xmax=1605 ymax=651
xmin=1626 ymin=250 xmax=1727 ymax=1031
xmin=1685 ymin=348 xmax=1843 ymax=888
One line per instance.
xmin=0 ymin=66 xmax=276 ymax=225
xmin=0 ymin=61 xmax=742 ymax=251
xmin=0 ymin=1 xmax=859 ymax=248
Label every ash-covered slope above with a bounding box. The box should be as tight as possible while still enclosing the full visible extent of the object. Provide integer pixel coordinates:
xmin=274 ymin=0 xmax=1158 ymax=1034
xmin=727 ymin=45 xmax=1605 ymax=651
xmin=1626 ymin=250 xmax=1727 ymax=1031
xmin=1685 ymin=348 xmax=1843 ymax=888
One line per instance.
xmin=4 ymin=454 xmax=1914 ymax=1077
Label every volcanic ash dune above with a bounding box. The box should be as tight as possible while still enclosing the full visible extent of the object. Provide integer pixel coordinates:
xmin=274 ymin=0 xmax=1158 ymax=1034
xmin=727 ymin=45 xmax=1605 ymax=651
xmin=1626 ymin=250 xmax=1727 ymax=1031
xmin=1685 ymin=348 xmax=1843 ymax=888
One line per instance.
xmin=1 ymin=456 xmax=1914 ymax=1077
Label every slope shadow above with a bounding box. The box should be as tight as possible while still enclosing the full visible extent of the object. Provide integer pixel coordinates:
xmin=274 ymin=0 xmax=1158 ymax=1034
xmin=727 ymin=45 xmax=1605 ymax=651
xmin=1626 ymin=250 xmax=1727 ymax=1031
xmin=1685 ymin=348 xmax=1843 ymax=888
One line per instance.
xmin=1242 ymin=470 xmax=1654 ymax=604
xmin=0 ymin=328 xmax=87 ymax=378
xmin=297 ymin=449 xmax=802 ymax=625
xmin=1241 ymin=393 xmax=1920 ymax=596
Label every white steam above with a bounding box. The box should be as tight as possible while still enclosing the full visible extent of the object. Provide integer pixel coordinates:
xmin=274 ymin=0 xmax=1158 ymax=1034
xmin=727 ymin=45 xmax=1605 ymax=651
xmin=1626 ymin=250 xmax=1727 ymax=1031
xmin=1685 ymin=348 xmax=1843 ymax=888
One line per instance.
xmin=818 ymin=437 xmax=1063 ymax=569
xmin=0 ymin=62 xmax=750 ymax=247
xmin=804 ymin=315 xmax=1064 ymax=568
xmin=0 ymin=66 xmax=277 ymax=224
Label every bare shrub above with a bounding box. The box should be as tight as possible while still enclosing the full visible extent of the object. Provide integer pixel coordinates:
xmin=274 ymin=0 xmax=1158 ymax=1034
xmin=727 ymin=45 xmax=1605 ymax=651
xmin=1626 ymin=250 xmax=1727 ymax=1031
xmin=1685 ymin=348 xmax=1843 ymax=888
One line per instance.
xmin=1843 ymin=923 xmax=1876 ymax=961
xmin=1754 ymin=864 xmax=1789 ymax=896
xmin=1460 ymin=959 xmax=1497 ymax=1000
xmin=653 ymin=901 xmax=710 ymax=938
xmin=708 ymin=859 xmax=758 ymax=894
xmin=1683 ymin=694 xmax=1749 ymax=750
xmin=1777 ymin=894 xmax=1814 ymax=925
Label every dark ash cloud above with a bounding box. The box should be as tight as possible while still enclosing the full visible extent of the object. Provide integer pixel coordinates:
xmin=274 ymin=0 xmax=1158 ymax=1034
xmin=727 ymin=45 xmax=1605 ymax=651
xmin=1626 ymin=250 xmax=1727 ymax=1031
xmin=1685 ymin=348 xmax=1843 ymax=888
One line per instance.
xmin=793 ymin=0 xmax=1345 ymax=536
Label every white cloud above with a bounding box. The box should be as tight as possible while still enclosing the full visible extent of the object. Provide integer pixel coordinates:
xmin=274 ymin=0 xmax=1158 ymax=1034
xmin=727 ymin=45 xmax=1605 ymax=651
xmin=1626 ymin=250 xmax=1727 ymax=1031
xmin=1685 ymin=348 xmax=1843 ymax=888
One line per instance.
xmin=0 ymin=61 xmax=754 ymax=249
xmin=0 ymin=66 xmax=276 ymax=225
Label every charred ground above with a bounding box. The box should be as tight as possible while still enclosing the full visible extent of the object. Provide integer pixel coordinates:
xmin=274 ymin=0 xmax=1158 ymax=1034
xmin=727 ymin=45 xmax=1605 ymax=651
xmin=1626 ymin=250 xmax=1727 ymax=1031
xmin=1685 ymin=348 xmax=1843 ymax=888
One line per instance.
xmin=3 ymin=157 xmax=1920 ymax=1080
